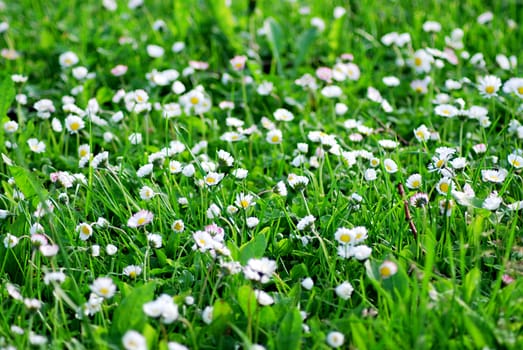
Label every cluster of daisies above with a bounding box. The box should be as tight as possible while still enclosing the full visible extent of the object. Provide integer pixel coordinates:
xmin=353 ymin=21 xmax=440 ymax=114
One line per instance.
xmin=1 ymin=1 xmax=523 ymax=349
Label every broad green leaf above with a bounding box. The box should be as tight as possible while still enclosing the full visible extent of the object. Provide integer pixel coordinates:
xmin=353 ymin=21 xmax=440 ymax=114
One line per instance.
xmin=463 ymin=268 xmax=481 ymax=303
xmin=237 ymin=285 xmax=257 ymax=318
xmin=294 ymin=28 xmax=317 ymax=69
xmin=0 ymin=76 xmax=15 ymax=119
xmin=205 ymin=0 xmax=242 ymax=52
xmin=463 ymin=316 xmax=487 ymax=348
xmin=275 ymin=308 xmax=302 ymax=350
xmin=350 ymin=321 xmax=370 ymax=350
xmin=264 ymin=17 xmax=284 ymax=75
xmin=239 ymin=234 xmax=267 ymax=265
xmin=209 ymin=299 xmax=233 ymax=334
xmin=171 ymin=1 xmax=190 ymax=39
xmin=259 ymin=306 xmax=277 ymax=327
xmin=111 ymin=282 xmax=156 ymax=336
xmin=143 ymin=323 xmax=157 ymax=350
xmin=9 ymin=166 xmax=48 ymax=206
xmin=289 ymin=263 xmax=308 ymax=280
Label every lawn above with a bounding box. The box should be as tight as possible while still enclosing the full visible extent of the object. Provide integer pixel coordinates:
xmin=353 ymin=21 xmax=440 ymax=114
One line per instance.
xmin=1 ymin=0 xmax=522 ymax=349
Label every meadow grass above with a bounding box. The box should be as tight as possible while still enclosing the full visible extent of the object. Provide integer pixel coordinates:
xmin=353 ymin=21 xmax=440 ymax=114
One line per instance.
xmin=1 ymin=0 xmax=523 ymax=349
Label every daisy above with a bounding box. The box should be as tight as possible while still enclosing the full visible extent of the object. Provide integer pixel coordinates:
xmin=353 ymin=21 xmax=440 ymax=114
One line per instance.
xmin=301 ymin=277 xmax=314 ymax=290
xmin=436 ymin=177 xmax=454 ymax=195
xmin=3 ymin=233 xmax=19 ymax=248
xmin=127 ymin=209 xmax=154 ymax=228
xmin=123 ymin=265 xmax=142 ymax=278
xmin=410 ymin=77 xmax=430 ymax=94
xmin=378 ymin=139 xmax=399 ymax=149
xmin=136 ymin=163 xmax=153 ymax=177
xmin=477 ymin=75 xmax=501 ymax=98
xmin=287 ymin=174 xmax=309 ymax=190
xmin=273 ymin=108 xmax=294 ymax=122
xmin=147 ymin=233 xmax=162 ymax=248
xmin=232 ymin=168 xmax=248 ymax=179
xmin=379 ymin=261 xmax=398 ymax=278
xmin=334 ymin=227 xmax=355 ymax=245
xmin=481 ymin=169 xmax=508 ymax=183
xmin=383 ymin=158 xmax=398 ymax=173
xmin=76 ymin=223 xmax=93 ymax=241
xmin=246 ymin=217 xmax=259 ymax=228
xmin=217 ymin=150 xmax=234 ymax=167
xmin=204 ymin=172 xmax=224 ymax=186
xmin=59 ymin=51 xmax=79 ymax=67
xmin=230 ymin=55 xmax=247 ymax=71
xmin=406 ymin=174 xmax=422 ymax=189
xmin=410 ymin=192 xmax=429 ymax=207
xmin=146 ymin=44 xmax=164 ymax=58
xmin=335 ymin=281 xmax=354 ymax=300
xmin=503 ymin=77 xmax=523 ymax=97
xmin=383 ymin=76 xmax=400 ymax=86
xmin=3 ymin=120 xmax=18 ymax=133
xmin=90 ymin=277 xmax=116 ymax=299
xmin=410 ymin=49 xmax=434 ymax=73
xmin=266 ymin=129 xmax=283 ymax=144
xmin=508 ymin=153 xmax=523 ymax=168
xmin=221 ymin=131 xmax=245 ymax=142
xmin=321 ymin=85 xmax=343 ymax=98
xmin=434 ymin=104 xmax=459 ymax=118
xmin=257 ymin=81 xmax=274 ymax=95
xmin=202 ymin=306 xmax=213 ymax=324
xmin=364 ymin=168 xmax=377 ymax=181
xmin=483 ymin=191 xmax=502 ymax=210
xmin=297 ymin=215 xmax=315 ymax=231
xmin=235 ymin=193 xmax=255 ymax=209
xmin=254 ymin=290 xmax=274 ymax=306
xmin=78 ymin=144 xmax=90 ymax=158
xmin=139 ymin=186 xmax=155 ymax=200
xmin=326 ymin=331 xmax=345 ymax=348
xmin=169 ymin=160 xmax=183 ymax=174
xmin=172 ymin=219 xmax=185 ymax=233
xmin=243 ymin=257 xmax=277 ymax=284
xmin=27 ymin=138 xmax=46 ymax=153
xmin=122 ymin=330 xmax=146 ymax=350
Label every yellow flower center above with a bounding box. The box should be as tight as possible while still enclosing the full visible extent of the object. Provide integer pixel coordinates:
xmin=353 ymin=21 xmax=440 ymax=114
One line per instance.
xmin=137 ymin=217 xmax=146 ymax=225
xmin=415 ymin=87 xmax=423 ymax=93
xmin=70 ymin=122 xmax=80 ymax=131
xmin=339 ymin=234 xmax=351 ymax=243
xmin=129 ymin=271 xmax=136 ymax=278
xmin=99 ymin=287 xmax=109 ymax=296
xmin=485 ymin=85 xmax=495 ymax=94
xmin=271 ymin=135 xmax=280 ymax=143
xmin=240 ymin=199 xmax=249 ymax=208
xmin=414 ymin=57 xmax=422 ymax=66
xmin=518 ymin=86 xmax=523 ymax=94
xmin=435 ymin=159 xmax=445 ymax=168
xmin=190 ymin=96 xmax=199 ymax=105
xmin=80 ymin=150 xmax=88 ymax=157
xmin=512 ymin=160 xmax=521 ymax=167
xmin=231 ymin=135 xmax=239 ymax=141
xmin=174 ymin=222 xmax=182 ymax=230
xmin=81 ymin=226 xmax=91 ymax=235
xmin=380 ymin=266 xmax=392 ymax=277
xmin=206 ymin=177 xmax=216 ymax=184
xmin=412 ymin=180 xmax=420 ymax=188
xmin=439 ymin=183 xmax=449 ymax=193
